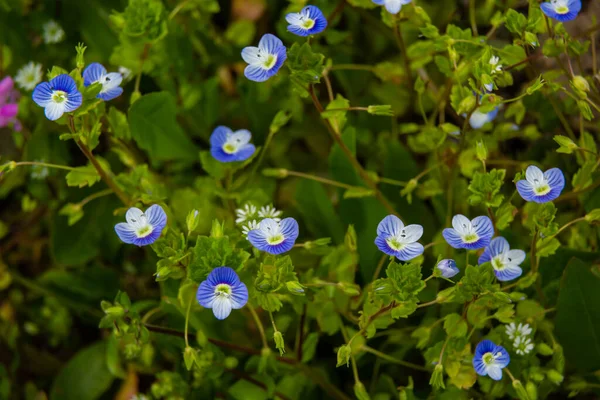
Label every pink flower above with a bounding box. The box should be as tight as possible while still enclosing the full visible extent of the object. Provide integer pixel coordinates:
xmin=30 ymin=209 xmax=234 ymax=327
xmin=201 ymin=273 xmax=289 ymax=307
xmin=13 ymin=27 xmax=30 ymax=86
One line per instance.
xmin=0 ymin=76 xmax=21 ymax=130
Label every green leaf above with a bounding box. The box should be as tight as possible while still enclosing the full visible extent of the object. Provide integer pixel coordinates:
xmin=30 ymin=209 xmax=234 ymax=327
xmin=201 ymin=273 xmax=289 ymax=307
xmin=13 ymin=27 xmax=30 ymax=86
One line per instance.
xmin=444 ymin=313 xmax=468 ymax=337
xmin=555 ymin=258 xmax=600 ymax=372
xmin=129 ymin=92 xmax=198 ymax=163
xmin=468 ymin=169 xmax=506 ymax=208
xmin=65 ymin=162 xmax=103 ymax=188
xmin=50 ymin=341 xmax=114 ymax=400
xmin=188 ymin=236 xmax=250 ymax=283
xmin=287 ymin=42 xmax=325 ymax=86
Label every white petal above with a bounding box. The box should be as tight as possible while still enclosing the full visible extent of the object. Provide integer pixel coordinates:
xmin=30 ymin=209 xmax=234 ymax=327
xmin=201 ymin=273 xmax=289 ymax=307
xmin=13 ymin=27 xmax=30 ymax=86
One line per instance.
xmin=241 ymin=47 xmax=262 ymax=65
xmin=125 ymin=207 xmax=146 ymax=229
xmin=451 ymin=214 xmax=472 ymax=235
xmin=212 ymin=296 xmax=233 ymax=320
xmin=525 ymin=165 xmax=544 ymax=184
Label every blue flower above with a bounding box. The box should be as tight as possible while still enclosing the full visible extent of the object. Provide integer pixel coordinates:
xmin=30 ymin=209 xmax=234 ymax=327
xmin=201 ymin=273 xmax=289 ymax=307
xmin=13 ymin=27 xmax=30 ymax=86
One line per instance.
xmin=540 ymin=0 xmax=581 ymax=22
xmin=210 ymin=126 xmax=256 ymax=163
xmin=374 ymin=215 xmax=424 ymax=261
xmin=516 ymin=165 xmax=565 ymax=203
xmin=469 ymin=107 xmax=499 ymax=129
xmin=371 ymin=0 xmax=412 ymax=14
xmin=286 ymin=6 xmax=327 ymax=37
xmin=114 ymin=205 xmax=167 ymax=246
xmin=241 ymin=34 xmax=287 ymax=82
xmin=83 ymin=63 xmax=123 ymax=101
xmin=479 ymin=237 xmax=526 ymax=281
xmin=442 ymin=214 xmax=494 ymax=250
xmin=32 ymin=74 xmax=82 ymax=121
xmin=248 ymin=218 xmax=299 ymax=255
xmin=473 ymin=340 xmax=510 ymax=381
xmin=436 ymin=259 xmax=459 ymax=279
xmin=196 ymin=267 xmax=248 ymax=320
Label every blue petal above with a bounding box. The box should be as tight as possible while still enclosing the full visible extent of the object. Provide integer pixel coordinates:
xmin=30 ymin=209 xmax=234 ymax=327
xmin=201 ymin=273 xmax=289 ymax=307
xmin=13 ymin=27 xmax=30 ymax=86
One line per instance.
xmin=210 ymin=126 xmax=231 ymax=147
xmin=375 ymin=235 xmax=396 ymax=257
xmin=437 ymin=259 xmax=459 ymax=278
xmin=248 ymin=229 xmax=269 ymax=251
xmin=478 ymin=246 xmax=492 ymax=264
xmin=544 ymin=168 xmax=565 ymax=194
xmin=475 ymin=339 xmax=496 ymax=358
xmin=50 ymin=74 xmax=77 ymax=94
xmin=32 ymin=82 xmax=53 ymax=107
xmin=377 ymin=215 xmax=403 ymax=237
xmin=115 ymin=223 xmax=137 ymax=244
xmin=232 ymin=144 xmax=255 ymax=162
xmin=516 ymin=180 xmax=536 ymax=202
xmin=279 ymin=218 xmax=300 ymax=242
xmin=489 ymin=237 xmax=509 ymax=257
xmin=207 ymin=267 xmax=241 ymax=287
xmin=98 ymin=87 xmax=123 ymax=101
xmin=83 ymin=63 xmax=107 ymax=86
xmin=263 ymin=239 xmax=295 ymax=255
xmin=196 ymin=280 xmax=216 ymax=308
xmin=131 ymin=229 xmax=162 ymax=246
xmin=258 ymin=33 xmax=284 ymax=54
xmin=494 ymin=264 xmax=522 ymax=281
xmin=492 ymin=344 xmax=510 ymax=367
xmin=244 ymin=65 xmax=272 ymax=82
xmin=442 ymin=228 xmax=464 ymax=249
xmin=473 ymin=356 xmax=488 ymax=376
xmin=230 ymin=282 xmax=249 ymax=309
xmin=472 ymin=216 xmax=493 ymax=243
xmin=211 ymin=147 xmax=239 ymax=163
xmin=287 ymin=25 xmax=311 ymax=37
xmin=371 ymin=0 xmax=385 ymax=4
xmin=64 ymin=91 xmax=83 ymax=112
xmin=145 ymin=204 xmax=167 ymax=232
xmin=395 ymin=242 xmax=424 ymax=261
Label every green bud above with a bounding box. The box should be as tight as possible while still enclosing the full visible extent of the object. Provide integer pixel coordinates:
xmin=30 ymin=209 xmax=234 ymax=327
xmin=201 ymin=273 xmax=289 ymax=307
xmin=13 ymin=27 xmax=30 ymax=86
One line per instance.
xmin=338 ymin=282 xmax=361 ymax=296
xmin=0 ymin=161 xmax=17 ymax=173
xmin=105 ymin=306 xmax=125 ymax=317
xmin=262 ymin=168 xmax=288 ymax=178
xmin=492 ymin=291 xmax=512 ymax=304
xmin=436 ymin=286 xmax=456 ymax=303
xmin=525 ymin=32 xmax=538 ymax=48
xmin=546 ymin=369 xmax=563 ymax=385
xmin=353 ymin=381 xmax=371 ymax=400
xmin=223 ymin=356 xmax=238 ymax=370
xmin=210 ymin=219 xmax=224 ymax=238
xmin=475 ymin=141 xmax=487 ymax=162
xmin=367 ymin=105 xmax=394 ymax=116
xmin=553 ymin=135 xmax=578 ymax=154
xmin=345 ymin=225 xmax=357 ymax=252
xmin=512 ymin=380 xmax=530 ymax=400
xmin=457 ymin=95 xmax=476 ymax=115
xmin=186 ymin=209 xmax=200 ymax=233
xmin=100 ymin=300 xmax=112 ymax=312
xmin=285 ymin=281 xmax=305 ymax=296
xmin=572 ymin=76 xmax=590 ymax=93
xmin=196 ymin=329 xmax=208 ymax=347
xmin=336 ymin=344 xmax=352 ymax=367
xmin=269 ymin=110 xmax=291 ymax=135
xmin=429 ymin=364 xmax=445 ymax=389
xmin=75 ymin=43 xmax=87 ymax=70
xmin=273 ymin=331 xmax=285 ymax=355
xmin=585 ymin=209 xmax=600 ymax=223
xmin=531 ymin=370 xmax=544 ymax=382
xmin=537 ymin=342 xmax=553 ymax=356
xmin=183 ymin=346 xmax=197 ymax=370
xmin=526 ymin=381 xmax=538 ymax=400
xmin=400 ymin=179 xmax=418 ymax=203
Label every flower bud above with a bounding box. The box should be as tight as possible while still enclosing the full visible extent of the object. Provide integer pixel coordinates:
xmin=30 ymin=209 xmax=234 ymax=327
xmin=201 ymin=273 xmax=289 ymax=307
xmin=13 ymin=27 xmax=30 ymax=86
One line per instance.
xmin=546 ymin=369 xmax=563 ymax=385
xmin=285 ymin=281 xmax=305 ymax=296
xmin=573 ymin=76 xmax=590 ymax=93
xmin=536 ymin=342 xmax=553 ymax=356
xmin=336 ymin=345 xmax=352 ymax=367
xmin=345 ymin=225 xmax=357 ymax=252
xmin=262 ymin=168 xmax=288 ymax=178
xmin=186 ymin=209 xmax=200 ymax=233
xmin=353 ymin=381 xmax=370 ymax=400
xmin=338 ymin=282 xmax=360 ymax=296
xmin=429 ymin=364 xmax=445 ymax=389
xmin=183 ymin=346 xmax=197 ymax=370
xmin=512 ymin=380 xmax=530 ymax=400
xmin=273 ymin=331 xmax=285 ymax=355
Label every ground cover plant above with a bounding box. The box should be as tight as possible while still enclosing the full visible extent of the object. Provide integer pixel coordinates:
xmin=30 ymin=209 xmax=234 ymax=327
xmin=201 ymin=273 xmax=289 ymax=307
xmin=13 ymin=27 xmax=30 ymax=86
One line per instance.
xmin=1 ymin=0 xmax=600 ymax=399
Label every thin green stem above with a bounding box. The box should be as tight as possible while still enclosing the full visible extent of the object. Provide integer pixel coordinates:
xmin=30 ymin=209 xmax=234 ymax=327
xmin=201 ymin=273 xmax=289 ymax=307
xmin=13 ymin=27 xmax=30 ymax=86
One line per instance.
xmin=248 ymin=305 xmax=269 ymax=349
xmin=378 ymin=177 xmax=407 ymax=187
xmin=329 ymin=64 xmax=377 ymax=72
xmin=393 ymin=18 xmax=413 ymax=90
xmin=2 ymin=161 xmax=80 ymax=172
xmin=372 ymin=253 xmax=388 ymax=281
xmin=78 ymin=188 xmax=113 ymax=207
xmin=361 ymin=345 xmax=429 ymax=371
xmin=469 ymin=0 xmax=478 ymax=36
xmin=184 ymin=295 xmax=193 ymax=348
xmin=285 ymin=170 xmax=358 ymax=190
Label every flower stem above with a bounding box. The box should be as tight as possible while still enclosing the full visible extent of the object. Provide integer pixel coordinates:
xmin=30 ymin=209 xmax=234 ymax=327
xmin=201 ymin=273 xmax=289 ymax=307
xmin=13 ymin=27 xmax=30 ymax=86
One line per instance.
xmin=361 ymin=345 xmax=428 ymax=371
xmin=248 ymin=305 xmax=269 ymax=349
xmin=284 ymin=170 xmax=357 ymax=190
xmin=2 ymin=161 xmax=80 ymax=172
xmin=184 ymin=295 xmax=193 ymax=348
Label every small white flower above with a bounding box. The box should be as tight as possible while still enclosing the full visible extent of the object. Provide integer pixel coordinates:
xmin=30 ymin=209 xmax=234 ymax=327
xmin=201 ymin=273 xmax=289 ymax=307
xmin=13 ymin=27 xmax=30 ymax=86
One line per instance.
xmin=15 ymin=62 xmax=43 ymax=91
xmin=489 ymin=56 xmax=502 ymax=74
xmin=241 ymin=220 xmax=260 ymax=239
xmin=514 ymin=336 xmax=534 ymax=355
xmin=258 ymin=204 xmax=282 ymax=221
xmin=506 ymin=322 xmax=532 ymax=340
xmin=30 ymin=160 xmax=49 ymax=180
xmin=118 ymin=66 xmax=132 ymax=81
xmin=235 ymin=204 xmax=258 ymax=224
xmin=42 ymin=20 xmax=65 ymax=44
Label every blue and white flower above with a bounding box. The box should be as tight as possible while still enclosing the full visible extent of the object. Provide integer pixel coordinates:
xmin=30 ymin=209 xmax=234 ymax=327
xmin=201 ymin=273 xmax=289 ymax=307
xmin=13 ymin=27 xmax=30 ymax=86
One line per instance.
xmin=32 ymin=74 xmax=82 ymax=121
xmin=258 ymin=204 xmax=282 ymax=222
xmin=436 ymin=259 xmax=459 ymax=279
xmin=248 ymin=218 xmax=299 ymax=255
xmin=286 ymin=6 xmax=327 ymax=37
xmin=473 ymin=340 xmax=510 ymax=381
xmin=479 ymin=237 xmax=525 ymax=281
xmin=469 ymin=107 xmax=499 ymax=129
xmin=540 ymin=0 xmax=581 ymax=22
xmin=42 ymin=20 xmax=65 ymax=44
xmin=374 ymin=215 xmax=424 ymax=261
xmin=196 ymin=267 xmax=248 ymax=320
xmin=83 ymin=63 xmax=124 ymax=101
xmin=114 ymin=205 xmax=167 ymax=246
xmin=442 ymin=214 xmax=494 ymax=250
xmin=210 ymin=126 xmax=256 ymax=163
xmin=241 ymin=220 xmax=260 ymax=239
xmin=15 ymin=62 xmax=43 ymax=91
xmin=371 ymin=0 xmax=412 ymax=14
xmin=241 ymin=34 xmax=287 ymax=82
xmin=516 ymin=165 xmax=565 ymax=203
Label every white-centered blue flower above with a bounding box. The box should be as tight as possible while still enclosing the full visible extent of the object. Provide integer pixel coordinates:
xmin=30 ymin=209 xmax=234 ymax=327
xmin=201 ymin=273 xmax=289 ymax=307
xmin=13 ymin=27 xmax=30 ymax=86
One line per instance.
xmin=241 ymin=34 xmax=287 ymax=82
xmin=436 ymin=259 xmax=459 ymax=279
xmin=516 ymin=165 xmax=565 ymax=203
xmin=371 ymin=0 xmax=412 ymax=14
xmin=241 ymin=220 xmax=260 ymax=239
xmin=469 ymin=107 xmax=499 ymax=129
xmin=196 ymin=267 xmax=248 ymax=320
xmin=442 ymin=214 xmax=494 ymax=250
xmin=479 ymin=237 xmax=525 ymax=281
xmin=374 ymin=215 xmax=424 ymax=261
xmin=540 ymin=0 xmax=581 ymax=22
xmin=473 ymin=339 xmax=510 ymax=381
xmin=286 ymin=6 xmax=328 ymax=37
xmin=210 ymin=126 xmax=256 ymax=163
xmin=83 ymin=63 xmax=124 ymax=101
xmin=248 ymin=218 xmax=299 ymax=255
xmin=32 ymin=74 xmax=82 ymax=121
xmin=114 ymin=205 xmax=167 ymax=247
xmin=15 ymin=62 xmax=43 ymax=91
xmin=42 ymin=20 xmax=65 ymax=44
